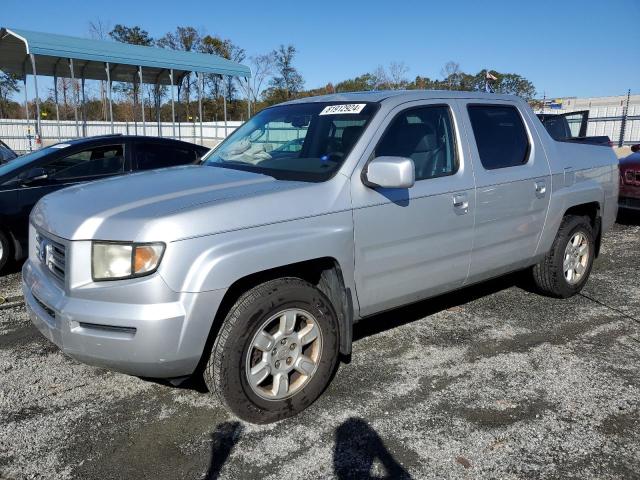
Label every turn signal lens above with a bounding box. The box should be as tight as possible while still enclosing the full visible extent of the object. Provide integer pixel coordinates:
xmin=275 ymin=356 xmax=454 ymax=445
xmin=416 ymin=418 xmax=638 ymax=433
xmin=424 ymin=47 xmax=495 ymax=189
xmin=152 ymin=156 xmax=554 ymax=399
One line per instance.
xmin=134 ymin=244 xmax=165 ymax=275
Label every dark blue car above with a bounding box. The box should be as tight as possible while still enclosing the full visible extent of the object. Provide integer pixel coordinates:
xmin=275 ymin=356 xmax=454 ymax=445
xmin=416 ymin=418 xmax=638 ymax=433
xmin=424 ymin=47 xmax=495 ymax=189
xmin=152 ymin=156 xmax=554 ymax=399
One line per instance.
xmin=0 ymin=135 xmax=208 ymax=271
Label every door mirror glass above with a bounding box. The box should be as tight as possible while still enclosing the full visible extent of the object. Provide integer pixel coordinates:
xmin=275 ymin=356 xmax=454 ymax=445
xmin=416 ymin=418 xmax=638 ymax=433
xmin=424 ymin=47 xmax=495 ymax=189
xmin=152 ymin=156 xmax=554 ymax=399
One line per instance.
xmin=364 ymin=156 xmax=415 ymax=189
xmin=21 ymin=167 xmax=48 ymax=184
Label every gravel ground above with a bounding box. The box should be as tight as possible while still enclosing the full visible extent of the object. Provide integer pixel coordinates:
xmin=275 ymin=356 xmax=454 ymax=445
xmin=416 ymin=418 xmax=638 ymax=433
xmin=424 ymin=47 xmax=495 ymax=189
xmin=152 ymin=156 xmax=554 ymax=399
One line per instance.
xmin=1 ymin=219 xmax=639 ymax=480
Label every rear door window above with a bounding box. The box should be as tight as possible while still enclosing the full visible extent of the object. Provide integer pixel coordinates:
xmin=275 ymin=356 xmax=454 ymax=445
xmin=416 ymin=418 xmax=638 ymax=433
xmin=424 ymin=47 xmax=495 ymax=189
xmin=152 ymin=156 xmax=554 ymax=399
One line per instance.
xmin=467 ymin=105 xmax=530 ymax=170
xmin=135 ymin=143 xmax=197 ymax=171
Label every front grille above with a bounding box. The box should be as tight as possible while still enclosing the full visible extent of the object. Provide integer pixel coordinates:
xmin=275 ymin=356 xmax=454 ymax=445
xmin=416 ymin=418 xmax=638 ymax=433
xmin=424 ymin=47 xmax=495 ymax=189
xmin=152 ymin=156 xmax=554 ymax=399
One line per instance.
xmin=35 ymin=233 xmax=66 ymax=282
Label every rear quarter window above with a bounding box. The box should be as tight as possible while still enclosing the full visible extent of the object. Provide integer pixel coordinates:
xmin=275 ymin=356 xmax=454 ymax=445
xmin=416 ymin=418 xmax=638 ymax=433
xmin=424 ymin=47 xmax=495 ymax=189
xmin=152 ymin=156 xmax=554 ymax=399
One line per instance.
xmin=467 ymin=105 xmax=530 ymax=170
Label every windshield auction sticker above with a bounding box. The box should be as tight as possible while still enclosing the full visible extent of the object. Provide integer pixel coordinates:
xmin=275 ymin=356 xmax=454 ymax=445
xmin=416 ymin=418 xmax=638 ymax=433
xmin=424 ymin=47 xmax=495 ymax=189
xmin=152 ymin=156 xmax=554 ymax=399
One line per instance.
xmin=319 ymin=104 xmax=367 ymax=115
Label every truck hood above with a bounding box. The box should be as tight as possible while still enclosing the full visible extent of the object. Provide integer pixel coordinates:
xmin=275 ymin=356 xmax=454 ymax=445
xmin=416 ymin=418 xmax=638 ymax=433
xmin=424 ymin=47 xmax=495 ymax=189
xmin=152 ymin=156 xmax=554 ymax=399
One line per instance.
xmin=30 ymin=165 xmax=332 ymax=242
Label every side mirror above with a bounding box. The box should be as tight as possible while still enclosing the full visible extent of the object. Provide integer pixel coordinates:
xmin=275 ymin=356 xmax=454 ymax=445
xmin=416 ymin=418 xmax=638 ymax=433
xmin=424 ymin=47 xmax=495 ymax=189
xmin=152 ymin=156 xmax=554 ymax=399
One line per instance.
xmin=363 ymin=156 xmax=415 ymax=189
xmin=22 ymin=167 xmax=48 ymax=185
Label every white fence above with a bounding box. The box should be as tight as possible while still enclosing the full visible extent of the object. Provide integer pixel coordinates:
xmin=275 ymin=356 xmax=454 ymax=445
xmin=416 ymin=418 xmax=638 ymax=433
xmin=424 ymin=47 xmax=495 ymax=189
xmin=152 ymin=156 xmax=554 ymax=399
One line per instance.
xmin=0 ymin=119 xmax=243 ymax=153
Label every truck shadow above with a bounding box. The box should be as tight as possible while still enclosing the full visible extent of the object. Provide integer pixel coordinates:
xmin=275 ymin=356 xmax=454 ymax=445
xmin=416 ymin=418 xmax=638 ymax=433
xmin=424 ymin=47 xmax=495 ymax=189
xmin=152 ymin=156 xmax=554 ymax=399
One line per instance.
xmin=158 ymin=271 xmax=528 ymax=393
xmin=354 ymin=271 xmax=528 ymax=342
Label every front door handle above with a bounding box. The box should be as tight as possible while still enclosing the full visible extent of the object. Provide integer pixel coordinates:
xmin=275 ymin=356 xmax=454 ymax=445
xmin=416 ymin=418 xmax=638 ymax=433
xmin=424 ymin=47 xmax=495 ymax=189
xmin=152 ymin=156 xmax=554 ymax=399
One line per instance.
xmin=534 ymin=180 xmax=547 ymax=198
xmin=452 ymin=193 xmax=469 ymax=214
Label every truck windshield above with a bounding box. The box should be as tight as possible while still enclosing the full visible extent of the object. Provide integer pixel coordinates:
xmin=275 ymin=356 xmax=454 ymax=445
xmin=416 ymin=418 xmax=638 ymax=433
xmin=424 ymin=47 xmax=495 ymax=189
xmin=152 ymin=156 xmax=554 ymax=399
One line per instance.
xmin=203 ymin=102 xmax=379 ymax=182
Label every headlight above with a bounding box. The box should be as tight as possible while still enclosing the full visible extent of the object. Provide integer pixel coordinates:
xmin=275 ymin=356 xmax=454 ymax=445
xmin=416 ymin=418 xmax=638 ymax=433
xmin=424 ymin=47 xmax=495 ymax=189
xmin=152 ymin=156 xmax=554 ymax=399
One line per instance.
xmin=92 ymin=242 xmax=165 ymax=281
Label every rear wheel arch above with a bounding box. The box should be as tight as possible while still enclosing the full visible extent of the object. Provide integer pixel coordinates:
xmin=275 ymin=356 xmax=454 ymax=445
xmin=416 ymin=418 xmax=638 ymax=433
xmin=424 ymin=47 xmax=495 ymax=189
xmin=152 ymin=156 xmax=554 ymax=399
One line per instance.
xmin=562 ymin=201 xmax=602 ymax=256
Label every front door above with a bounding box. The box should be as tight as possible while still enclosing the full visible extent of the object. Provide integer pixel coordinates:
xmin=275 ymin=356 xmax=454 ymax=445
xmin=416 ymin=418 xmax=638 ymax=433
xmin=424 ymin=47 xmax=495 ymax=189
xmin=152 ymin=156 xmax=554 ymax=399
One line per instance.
xmin=351 ymin=101 xmax=476 ymax=316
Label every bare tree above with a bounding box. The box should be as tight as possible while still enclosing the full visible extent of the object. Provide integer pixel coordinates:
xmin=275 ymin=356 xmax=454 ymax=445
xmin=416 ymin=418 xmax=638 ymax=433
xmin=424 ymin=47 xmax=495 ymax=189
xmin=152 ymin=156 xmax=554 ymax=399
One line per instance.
xmin=88 ymin=19 xmax=112 ymax=120
xmin=388 ymin=61 xmax=409 ymax=89
xmin=238 ymin=53 xmax=275 ymax=109
xmin=0 ymin=72 xmax=19 ymax=118
xmin=157 ymin=27 xmax=202 ymax=121
xmin=53 ymin=77 xmax=77 ymax=119
xmin=441 ymin=61 xmax=461 ymax=90
xmin=372 ymin=65 xmax=389 ymax=90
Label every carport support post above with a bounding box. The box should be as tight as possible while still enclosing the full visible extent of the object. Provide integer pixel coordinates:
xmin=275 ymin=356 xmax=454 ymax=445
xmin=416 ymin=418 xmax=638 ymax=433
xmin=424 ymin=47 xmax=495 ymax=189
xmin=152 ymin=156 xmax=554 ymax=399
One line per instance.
xmin=169 ymin=69 xmax=176 ymax=138
xmin=53 ymin=66 xmax=61 ymax=142
xmin=105 ymin=62 xmax=114 ymax=134
xmin=68 ymin=59 xmax=80 ymax=137
xmin=132 ymin=72 xmax=138 ymax=135
xmin=22 ymin=72 xmax=30 ymax=129
xmin=81 ymin=75 xmax=87 ymax=137
xmin=139 ymin=67 xmax=146 ymax=136
xmin=53 ymin=74 xmax=61 ymax=141
xmin=223 ymin=77 xmax=228 ymax=138
xmin=197 ymin=72 xmax=204 ymax=145
xmin=246 ymin=77 xmax=251 ymax=119
xmin=155 ymin=70 xmax=163 ymax=137
xmin=29 ymin=54 xmax=42 ymax=144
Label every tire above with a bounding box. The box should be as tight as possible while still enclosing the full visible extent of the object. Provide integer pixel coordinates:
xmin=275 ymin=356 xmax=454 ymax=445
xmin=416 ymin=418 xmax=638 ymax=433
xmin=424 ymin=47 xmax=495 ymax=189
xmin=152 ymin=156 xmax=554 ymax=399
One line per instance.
xmin=532 ymin=215 xmax=595 ymax=298
xmin=204 ymin=277 xmax=340 ymax=424
xmin=0 ymin=230 xmax=12 ymax=273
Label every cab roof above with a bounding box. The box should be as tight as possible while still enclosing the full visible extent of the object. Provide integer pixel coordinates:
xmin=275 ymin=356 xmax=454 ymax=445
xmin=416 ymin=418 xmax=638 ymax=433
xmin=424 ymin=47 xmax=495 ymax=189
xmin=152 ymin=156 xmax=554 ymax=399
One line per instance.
xmin=281 ymin=89 xmax=522 ymax=105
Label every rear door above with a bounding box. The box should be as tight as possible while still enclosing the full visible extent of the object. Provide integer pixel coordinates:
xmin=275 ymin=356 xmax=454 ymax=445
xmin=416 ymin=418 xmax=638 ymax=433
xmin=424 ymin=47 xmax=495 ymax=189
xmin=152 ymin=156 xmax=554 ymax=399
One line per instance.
xmin=458 ymin=100 xmax=551 ymax=283
xmin=351 ymin=100 xmax=476 ymax=316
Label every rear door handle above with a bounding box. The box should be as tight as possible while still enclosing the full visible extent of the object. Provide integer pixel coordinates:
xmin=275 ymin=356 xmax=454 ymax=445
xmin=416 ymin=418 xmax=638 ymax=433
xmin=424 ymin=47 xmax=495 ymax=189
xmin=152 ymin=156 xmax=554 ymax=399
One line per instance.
xmin=452 ymin=193 xmax=469 ymax=214
xmin=534 ymin=180 xmax=547 ymax=197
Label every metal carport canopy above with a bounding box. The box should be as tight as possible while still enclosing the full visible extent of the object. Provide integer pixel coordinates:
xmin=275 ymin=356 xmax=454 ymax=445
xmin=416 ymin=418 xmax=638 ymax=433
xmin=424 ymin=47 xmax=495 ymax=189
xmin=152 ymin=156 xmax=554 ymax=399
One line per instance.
xmin=0 ymin=27 xmax=251 ymax=83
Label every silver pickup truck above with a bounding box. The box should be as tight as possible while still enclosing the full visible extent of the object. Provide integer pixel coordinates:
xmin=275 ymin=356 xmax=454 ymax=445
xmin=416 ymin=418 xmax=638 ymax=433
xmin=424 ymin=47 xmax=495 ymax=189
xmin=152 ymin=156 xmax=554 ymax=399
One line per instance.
xmin=23 ymin=91 xmax=618 ymax=423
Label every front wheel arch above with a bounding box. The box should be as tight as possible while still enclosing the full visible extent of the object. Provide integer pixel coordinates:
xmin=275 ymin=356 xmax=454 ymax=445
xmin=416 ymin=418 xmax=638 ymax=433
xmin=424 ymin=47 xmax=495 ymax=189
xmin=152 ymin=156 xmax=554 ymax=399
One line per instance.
xmin=192 ymin=257 xmax=353 ymax=379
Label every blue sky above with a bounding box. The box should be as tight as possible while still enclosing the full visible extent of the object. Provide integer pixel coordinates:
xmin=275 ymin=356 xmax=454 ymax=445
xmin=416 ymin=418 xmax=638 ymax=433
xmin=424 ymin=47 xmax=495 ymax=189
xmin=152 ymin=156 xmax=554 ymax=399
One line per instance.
xmin=2 ymin=0 xmax=639 ymax=98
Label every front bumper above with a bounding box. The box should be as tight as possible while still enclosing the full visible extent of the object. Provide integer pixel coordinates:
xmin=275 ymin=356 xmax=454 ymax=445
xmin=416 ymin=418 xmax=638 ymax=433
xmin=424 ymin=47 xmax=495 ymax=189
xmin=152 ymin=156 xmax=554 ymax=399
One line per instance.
xmin=23 ymin=258 xmax=226 ymax=378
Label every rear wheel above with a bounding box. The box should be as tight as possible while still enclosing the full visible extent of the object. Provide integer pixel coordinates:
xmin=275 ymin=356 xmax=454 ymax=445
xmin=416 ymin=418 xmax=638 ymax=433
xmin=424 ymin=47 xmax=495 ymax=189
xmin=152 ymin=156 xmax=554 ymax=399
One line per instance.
xmin=532 ymin=215 xmax=595 ymax=298
xmin=0 ymin=230 xmax=13 ymax=273
xmin=204 ymin=277 xmax=340 ymax=424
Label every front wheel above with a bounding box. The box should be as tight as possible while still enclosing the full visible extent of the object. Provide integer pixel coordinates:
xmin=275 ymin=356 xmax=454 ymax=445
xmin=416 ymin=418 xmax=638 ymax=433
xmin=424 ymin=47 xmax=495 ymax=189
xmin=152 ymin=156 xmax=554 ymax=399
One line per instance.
xmin=204 ymin=278 xmax=340 ymax=424
xmin=532 ymin=215 xmax=595 ymax=298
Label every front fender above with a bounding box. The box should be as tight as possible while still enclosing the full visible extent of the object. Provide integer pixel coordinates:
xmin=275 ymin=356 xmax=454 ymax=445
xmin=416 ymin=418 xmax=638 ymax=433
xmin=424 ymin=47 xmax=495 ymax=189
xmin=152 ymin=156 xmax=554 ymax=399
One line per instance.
xmin=158 ymin=210 xmax=357 ymax=300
